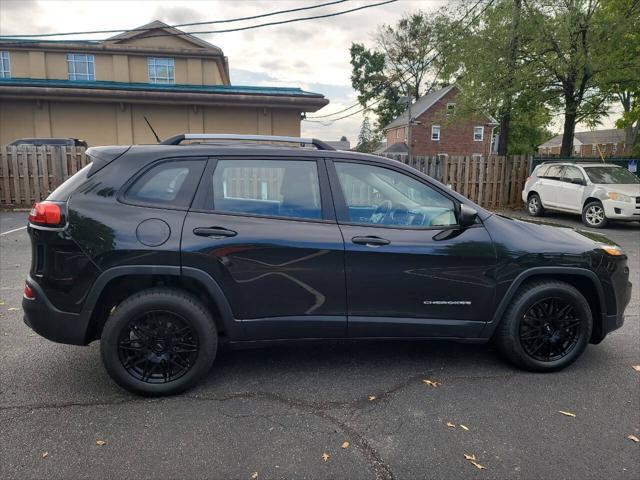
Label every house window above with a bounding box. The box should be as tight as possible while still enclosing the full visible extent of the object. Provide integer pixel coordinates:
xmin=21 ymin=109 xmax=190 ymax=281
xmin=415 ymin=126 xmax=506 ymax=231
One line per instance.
xmin=431 ymin=125 xmax=440 ymax=141
xmin=612 ymin=143 xmax=617 ymax=154
xmin=396 ymin=129 xmax=402 ymax=140
xmin=0 ymin=51 xmax=10 ymax=78
xmin=600 ymin=144 xmax=606 ymax=154
xmin=591 ymin=144 xmax=596 ymax=154
xmin=473 ymin=126 xmax=484 ymax=141
xmin=446 ymin=103 xmax=455 ymax=114
xmin=67 ymin=53 xmax=95 ymax=81
xmin=472 ymin=154 xmax=483 ymax=160
xmin=404 ymin=126 xmax=408 ymax=140
xmin=148 ymin=57 xmax=175 ymax=84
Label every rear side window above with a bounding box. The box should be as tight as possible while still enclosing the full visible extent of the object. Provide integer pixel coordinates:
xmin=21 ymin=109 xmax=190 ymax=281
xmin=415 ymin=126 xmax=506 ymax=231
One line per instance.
xmin=124 ymin=160 xmax=205 ymax=208
xmin=542 ymin=165 xmax=564 ymax=179
xmin=211 ymin=159 xmax=321 ymax=220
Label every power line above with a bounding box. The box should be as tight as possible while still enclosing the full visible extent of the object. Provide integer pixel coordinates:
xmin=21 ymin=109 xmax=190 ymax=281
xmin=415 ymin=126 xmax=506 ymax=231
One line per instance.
xmin=304 ymin=0 xmax=494 ymax=126
xmin=0 ymin=0 xmax=350 ymax=39
xmin=0 ymin=0 xmax=399 ymax=44
xmin=306 ymin=101 xmax=362 ymax=118
xmin=128 ymin=0 xmax=399 ymax=40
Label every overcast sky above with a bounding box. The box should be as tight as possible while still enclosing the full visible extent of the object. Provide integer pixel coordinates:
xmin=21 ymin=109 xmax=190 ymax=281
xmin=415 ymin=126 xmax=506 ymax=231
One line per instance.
xmin=0 ymin=0 xmax=618 ymax=144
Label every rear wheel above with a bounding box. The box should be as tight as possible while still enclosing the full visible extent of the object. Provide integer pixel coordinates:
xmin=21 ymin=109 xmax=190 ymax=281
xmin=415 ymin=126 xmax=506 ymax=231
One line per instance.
xmin=100 ymin=288 xmax=217 ymax=396
xmin=493 ymin=280 xmax=592 ymax=372
xmin=527 ymin=193 xmax=544 ymax=217
xmin=582 ymin=200 xmax=608 ymax=228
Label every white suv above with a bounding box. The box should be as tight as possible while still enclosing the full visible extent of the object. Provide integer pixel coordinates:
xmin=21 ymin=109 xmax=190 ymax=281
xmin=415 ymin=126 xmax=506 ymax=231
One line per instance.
xmin=522 ymin=162 xmax=640 ymax=228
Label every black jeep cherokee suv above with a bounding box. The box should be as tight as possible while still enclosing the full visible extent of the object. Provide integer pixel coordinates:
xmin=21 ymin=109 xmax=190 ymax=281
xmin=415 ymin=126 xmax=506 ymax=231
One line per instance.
xmin=23 ymin=134 xmax=632 ymax=396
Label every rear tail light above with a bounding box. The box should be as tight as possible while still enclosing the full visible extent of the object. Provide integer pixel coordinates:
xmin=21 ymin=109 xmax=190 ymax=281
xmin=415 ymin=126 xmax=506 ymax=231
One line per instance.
xmin=24 ymin=283 xmax=35 ymax=300
xmin=28 ymin=201 xmax=62 ymax=226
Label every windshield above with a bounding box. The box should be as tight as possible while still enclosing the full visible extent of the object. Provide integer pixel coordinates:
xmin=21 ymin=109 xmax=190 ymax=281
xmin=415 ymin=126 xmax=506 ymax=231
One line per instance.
xmin=584 ymin=166 xmax=640 ymax=184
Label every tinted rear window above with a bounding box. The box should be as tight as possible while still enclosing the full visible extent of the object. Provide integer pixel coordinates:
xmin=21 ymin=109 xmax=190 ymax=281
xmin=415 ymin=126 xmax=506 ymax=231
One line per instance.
xmin=124 ymin=159 xmax=205 ymax=209
xmin=47 ymin=164 xmax=91 ymax=201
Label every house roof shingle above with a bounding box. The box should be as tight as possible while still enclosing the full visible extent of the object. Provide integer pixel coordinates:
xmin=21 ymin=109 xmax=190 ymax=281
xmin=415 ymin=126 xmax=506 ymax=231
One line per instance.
xmin=539 ymin=128 xmax=626 ymax=148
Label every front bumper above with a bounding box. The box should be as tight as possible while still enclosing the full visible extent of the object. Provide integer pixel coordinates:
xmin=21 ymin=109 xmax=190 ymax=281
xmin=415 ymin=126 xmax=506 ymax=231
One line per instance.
xmin=22 ymin=276 xmax=90 ymax=345
xmin=602 ymin=199 xmax=640 ymax=221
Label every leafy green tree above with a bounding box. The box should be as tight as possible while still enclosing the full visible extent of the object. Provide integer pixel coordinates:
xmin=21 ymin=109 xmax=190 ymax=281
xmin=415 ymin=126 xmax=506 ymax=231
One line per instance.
xmin=350 ymin=11 xmax=454 ymax=131
xmin=595 ymin=0 xmax=640 ymax=155
xmin=355 ymin=117 xmax=379 ymax=153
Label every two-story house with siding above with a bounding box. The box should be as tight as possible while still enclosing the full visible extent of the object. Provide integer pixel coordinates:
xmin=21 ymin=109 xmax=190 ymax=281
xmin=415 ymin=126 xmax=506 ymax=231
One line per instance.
xmin=0 ymin=21 xmax=328 ymax=146
xmin=382 ymin=85 xmax=498 ymax=158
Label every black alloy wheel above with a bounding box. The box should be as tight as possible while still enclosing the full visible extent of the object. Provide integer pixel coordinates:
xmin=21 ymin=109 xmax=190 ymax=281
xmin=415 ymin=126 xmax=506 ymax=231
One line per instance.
xmin=117 ymin=310 xmax=199 ymax=384
xmin=519 ymin=297 xmax=583 ymax=362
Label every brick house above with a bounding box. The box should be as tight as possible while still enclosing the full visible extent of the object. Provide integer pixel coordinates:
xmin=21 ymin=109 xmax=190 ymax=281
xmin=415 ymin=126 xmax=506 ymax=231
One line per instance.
xmin=537 ymin=129 xmax=627 ymax=157
xmin=382 ymin=85 xmax=498 ymax=158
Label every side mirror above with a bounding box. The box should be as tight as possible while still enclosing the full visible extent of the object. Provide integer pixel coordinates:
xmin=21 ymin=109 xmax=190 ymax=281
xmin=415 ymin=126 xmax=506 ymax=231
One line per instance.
xmin=459 ymin=204 xmax=478 ymax=228
xmin=571 ymin=178 xmax=585 ymax=185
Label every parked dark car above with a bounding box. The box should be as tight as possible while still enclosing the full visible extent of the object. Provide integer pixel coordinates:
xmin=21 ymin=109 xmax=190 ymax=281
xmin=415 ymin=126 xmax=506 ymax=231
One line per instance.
xmin=22 ymin=134 xmax=632 ymax=396
xmin=9 ymin=137 xmax=88 ymax=148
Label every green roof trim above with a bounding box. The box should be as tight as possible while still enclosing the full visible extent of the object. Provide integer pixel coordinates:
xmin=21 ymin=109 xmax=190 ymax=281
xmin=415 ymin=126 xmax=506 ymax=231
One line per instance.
xmin=0 ymin=77 xmax=323 ymax=98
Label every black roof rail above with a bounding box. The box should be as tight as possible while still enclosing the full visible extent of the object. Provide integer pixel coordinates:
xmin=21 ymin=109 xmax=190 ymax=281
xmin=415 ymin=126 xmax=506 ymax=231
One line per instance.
xmin=160 ymin=133 xmax=335 ymax=150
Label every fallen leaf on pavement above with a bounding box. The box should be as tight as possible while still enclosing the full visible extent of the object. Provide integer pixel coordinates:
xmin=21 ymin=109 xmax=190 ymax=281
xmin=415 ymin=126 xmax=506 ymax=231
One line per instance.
xmin=459 ymin=424 xmax=469 ymax=431
xmin=251 ymin=472 xmax=258 ymax=480
xmin=96 ymin=440 xmax=107 ymax=446
xmin=464 ymin=453 xmax=486 ymax=469
xmin=368 ymin=395 xmax=376 ymax=401
xmin=42 ymin=452 xmax=48 ymax=459
xmin=322 ymin=452 xmax=330 ymax=462
xmin=341 ymin=441 xmax=350 ymax=449
xmin=446 ymin=422 xmax=456 ymax=428
xmin=7 ymin=307 xmax=19 ymax=311
xmin=628 ymin=435 xmax=639 ymax=443
xmin=632 ymin=365 xmax=640 ymax=372
xmin=558 ymin=411 xmax=576 ymax=417
xmin=422 ymin=379 xmax=441 ymax=388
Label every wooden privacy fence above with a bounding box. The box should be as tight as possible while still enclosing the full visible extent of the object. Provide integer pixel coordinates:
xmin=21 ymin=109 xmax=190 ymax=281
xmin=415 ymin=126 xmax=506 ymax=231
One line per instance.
xmin=380 ymin=153 xmax=531 ymax=209
xmin=0 ymin=146 xmax=89 ymax=206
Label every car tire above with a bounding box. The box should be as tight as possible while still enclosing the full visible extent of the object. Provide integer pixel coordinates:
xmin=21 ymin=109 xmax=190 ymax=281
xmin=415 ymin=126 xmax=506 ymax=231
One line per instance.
xmin=582 ymin=200 xmax=608 ymax=228
xmin=493 ymin=280 xmax=592 ymax=372
xmin=100 ymin=287 xmax=217 ymax=396
xmin=527 ymin=193 xmax=544 ymax=217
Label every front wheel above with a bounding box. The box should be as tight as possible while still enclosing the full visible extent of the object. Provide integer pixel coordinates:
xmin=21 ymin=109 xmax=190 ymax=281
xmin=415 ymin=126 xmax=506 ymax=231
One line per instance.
xmin=582 ymin=200 xmax=608 ymax=228
xmin=493 ymin=280 xmax=592 ymax=372
xmin=100 ymin=288 xmax=217 ymax=396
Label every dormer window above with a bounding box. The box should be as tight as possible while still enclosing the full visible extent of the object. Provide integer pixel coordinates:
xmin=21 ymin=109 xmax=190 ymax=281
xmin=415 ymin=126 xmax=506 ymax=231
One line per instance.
xmin=148 ymin=57 xmax=175 ymax=84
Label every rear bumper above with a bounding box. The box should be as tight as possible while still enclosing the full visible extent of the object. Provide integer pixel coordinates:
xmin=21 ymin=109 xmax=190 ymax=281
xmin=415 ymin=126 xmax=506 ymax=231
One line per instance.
xmin=22 ymin=276 xmax=90 ymax=345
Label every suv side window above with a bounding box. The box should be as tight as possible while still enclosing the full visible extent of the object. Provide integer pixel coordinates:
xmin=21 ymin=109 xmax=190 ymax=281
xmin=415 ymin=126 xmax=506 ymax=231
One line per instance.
xmin=124 ymin=159 xmax=204 ymax=208
xmin=211 ymin=159 xmax=321 ymax=220
xmin=334 ymin=162 xmax=457 ymax=227
xmin=562 ymin=166 xmax=585 ymax=184
xmin=542 ymin=165 xmax=564 ymax=180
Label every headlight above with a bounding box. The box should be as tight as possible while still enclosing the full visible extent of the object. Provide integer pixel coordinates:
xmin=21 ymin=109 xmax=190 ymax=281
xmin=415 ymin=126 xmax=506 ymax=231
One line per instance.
xmin=598 ymin=244 xmax=624 ymax=256
xmin=607 ymin=191 xmax=633 ymax=203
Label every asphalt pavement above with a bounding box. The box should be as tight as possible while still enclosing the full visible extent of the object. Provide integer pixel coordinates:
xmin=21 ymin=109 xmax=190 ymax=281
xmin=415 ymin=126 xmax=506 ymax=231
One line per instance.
xmin=1 ymin=209 xmax=638 ymax=480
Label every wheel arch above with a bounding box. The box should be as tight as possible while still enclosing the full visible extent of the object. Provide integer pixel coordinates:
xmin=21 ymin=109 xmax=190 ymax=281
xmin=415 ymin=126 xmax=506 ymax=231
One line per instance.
xmin=583 ymin=196 xmax=602 ymax=210
xmin=82 ymin=266 xmax=242 ymax=343
xmin=482 ymin=267 xmax=607 ymax=343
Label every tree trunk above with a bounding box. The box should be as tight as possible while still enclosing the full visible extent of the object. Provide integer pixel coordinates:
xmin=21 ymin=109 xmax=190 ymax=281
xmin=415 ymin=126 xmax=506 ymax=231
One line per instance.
xmin=561 ymin=95 xmax=578 ymax=157
xmin=497 ymin=0 xmax=522 ymax=156
xmin=623 ymin=125 xmax=635 ymax=156
xmin=497 ymin=110 xmax=510 ymax=155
